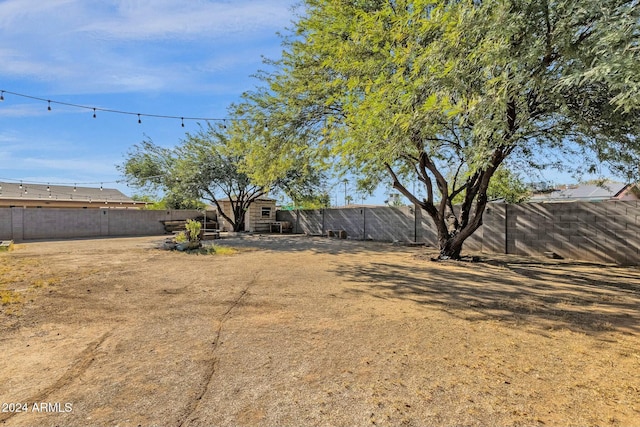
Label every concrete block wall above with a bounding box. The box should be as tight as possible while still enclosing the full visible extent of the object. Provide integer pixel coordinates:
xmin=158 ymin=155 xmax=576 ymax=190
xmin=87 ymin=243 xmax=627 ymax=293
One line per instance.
xmin=0 ymin=208 xmax=13 ymax=240
xmin=481 ymin=203 xmax=507 ymax=254
xmin=278 ymin=207 xmax=419 ymax=242
xmin=0 ymin=208 xmax=201 ymax=241
xmin=22 ymin=208 xmax=102 ymax=240
xmin=277 ymin=201 xmax=640 ymax=264
xmin=365 ymin=206 xmax=415 ymax=242
xmin=507 ymin=201 xmax=640 ymax=264
xmin=324 ymin=208 xmax=365 ymax=239
xmin=4 ymin=202 xmax=640 ymax=264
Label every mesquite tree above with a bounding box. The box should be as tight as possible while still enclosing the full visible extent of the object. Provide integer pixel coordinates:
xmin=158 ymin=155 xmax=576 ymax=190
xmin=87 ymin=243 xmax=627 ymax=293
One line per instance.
xmin=235 ymin=0 xmax=640 ymax=259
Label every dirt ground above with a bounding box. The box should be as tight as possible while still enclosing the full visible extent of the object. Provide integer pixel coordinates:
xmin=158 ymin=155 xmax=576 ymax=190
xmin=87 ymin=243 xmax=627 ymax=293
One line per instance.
xmin=1 ymin=234 xmax=639 ymax=427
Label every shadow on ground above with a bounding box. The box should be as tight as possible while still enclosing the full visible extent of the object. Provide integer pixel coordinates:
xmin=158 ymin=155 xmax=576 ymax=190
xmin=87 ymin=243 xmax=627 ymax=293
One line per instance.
xmin=183 ymin=234 xmax=640 ymax=335
xmin=210 ymin=233 xmax=403 ymax=255
xmin=333 ymin=251 xmax=640 ymax=335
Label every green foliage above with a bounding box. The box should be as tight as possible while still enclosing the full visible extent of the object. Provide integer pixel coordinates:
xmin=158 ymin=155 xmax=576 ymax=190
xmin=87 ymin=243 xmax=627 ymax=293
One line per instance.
xmin=120 ymin=124 xmax=326 ymax=231
xmin=486 ymin=167 xmax=531 ymax=204
xmin=235 ymin=0 xmax=640 ymax=258
xmin=132 ymin=193 xmax=204 ymax=210
xmin=185 ymin=219 xmax=202 ymax=242
xmin=281 ymin=193 xmax=332 ymax=210
xmin=174 ymin=231 xmax=188 ymax=244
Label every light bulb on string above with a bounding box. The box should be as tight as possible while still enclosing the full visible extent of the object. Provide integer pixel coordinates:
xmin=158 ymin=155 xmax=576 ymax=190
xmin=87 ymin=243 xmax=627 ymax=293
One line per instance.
xmin=181 ymin=117 xmax=185 ymax=128
xmin=19 ymin=181 xmax=23 ymax=189
xmin=100 ymin=183 xmax=103 ymax=191
xmin=0 ymin=89 xmax=246 ymax=127
xmin=73 ymin=184 xmax=77 ymax=192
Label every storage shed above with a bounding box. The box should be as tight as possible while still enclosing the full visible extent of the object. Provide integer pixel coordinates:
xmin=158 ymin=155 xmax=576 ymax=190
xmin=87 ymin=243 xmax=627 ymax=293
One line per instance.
xmin=217 ymin=198 xmax=276 ymax=232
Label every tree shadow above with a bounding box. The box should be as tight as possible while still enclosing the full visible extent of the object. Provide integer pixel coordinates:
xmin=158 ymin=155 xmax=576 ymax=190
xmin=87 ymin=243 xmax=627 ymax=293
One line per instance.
xmin=334 ymin=252 xmax=640 ymax=335
xmin=211 ymin=234 xmax=406 ymax=255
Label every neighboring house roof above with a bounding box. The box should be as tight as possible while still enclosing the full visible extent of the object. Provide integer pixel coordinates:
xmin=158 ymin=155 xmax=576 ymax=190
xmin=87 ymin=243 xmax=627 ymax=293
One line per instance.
xmin=0 ymin=182 xmax=136 ymax=206
xmin=217 ymin=197 xmax=276 ymax=202
xmin=530 ymin=181 xmax=639 ymax=202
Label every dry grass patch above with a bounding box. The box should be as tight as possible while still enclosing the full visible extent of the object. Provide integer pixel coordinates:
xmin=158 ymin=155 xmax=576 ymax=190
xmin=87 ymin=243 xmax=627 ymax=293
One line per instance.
xmin=0 ymin=249 xmax=62 ymax=314
xmin=0 ymin=236 xmax=639 ymax=427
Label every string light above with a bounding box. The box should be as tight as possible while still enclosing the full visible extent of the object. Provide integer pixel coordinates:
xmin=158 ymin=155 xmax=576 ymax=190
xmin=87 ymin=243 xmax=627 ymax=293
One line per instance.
xmin=0 ymin=89 xmax=241 ymax=127
xmin=1 ymin=177 xmax=162 ymax=186
xmin=0 ymin=182 xmax=132 ymax=204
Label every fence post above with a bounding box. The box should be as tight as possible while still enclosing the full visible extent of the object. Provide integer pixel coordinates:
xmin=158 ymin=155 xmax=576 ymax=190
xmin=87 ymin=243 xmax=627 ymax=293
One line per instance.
xmin=414 ymin=204 xmax=422 ymax=243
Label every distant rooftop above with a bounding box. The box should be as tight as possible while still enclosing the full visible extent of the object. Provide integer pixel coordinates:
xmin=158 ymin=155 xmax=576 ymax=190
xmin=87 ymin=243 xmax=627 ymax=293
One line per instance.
xmin=0 ymin=181 xmax=134 ymax=204
xmin=530 ymin=181 xmax=637 ymax=202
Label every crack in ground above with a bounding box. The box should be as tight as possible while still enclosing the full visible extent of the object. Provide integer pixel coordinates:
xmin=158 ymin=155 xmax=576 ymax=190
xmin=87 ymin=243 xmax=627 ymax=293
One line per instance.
xmin=0 ymin=331 xmax=112 ymax=424
xmin=177 ymin=275 xmax=256 ymax=427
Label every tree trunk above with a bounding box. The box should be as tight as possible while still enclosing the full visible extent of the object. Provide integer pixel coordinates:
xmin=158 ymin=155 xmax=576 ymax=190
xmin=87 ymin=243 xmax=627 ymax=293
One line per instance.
xmin=233 ymin=205 xmax=246 ymax=231
xmin=438 ymin=235 xmax=464 ymax=260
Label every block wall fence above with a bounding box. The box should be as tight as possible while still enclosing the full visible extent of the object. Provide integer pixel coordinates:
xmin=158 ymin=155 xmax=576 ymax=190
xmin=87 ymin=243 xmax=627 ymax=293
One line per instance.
xmin=1 ymin=202 xmax=639 ymax=264
xmin=277 ymin=201 xmax=640 ymax=265
xmin=0 ymin=208 xmax=201 ymax=242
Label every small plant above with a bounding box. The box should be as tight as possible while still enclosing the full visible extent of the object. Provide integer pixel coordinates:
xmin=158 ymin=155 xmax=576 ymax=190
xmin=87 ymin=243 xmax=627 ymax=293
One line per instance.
xmin=174 ymin=231 xmax=188 ymax=243
xmin=0 ymin=289 xmax=22 ymax=305
xmin=185 ymin=219 xmax=202 ymax=242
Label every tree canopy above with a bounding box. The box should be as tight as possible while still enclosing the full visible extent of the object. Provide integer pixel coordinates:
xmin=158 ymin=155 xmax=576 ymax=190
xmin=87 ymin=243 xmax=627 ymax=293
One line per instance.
xmin=234 ymin=0 xmax=640 ymax=258
xmin=120 ymin=123 xmax=326 ymax=231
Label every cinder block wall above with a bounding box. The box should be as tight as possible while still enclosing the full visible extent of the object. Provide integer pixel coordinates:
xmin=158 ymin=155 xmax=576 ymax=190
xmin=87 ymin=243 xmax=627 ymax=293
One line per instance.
xmin=507 ymin=201 xmax=640 ymax=265
xmin=278 ymin=207 xmax=418 ymax=241
xmin=365 ymin=207 xmax=415 ymax=242
xmin=277 ymin=201 xmax=640 ymax=265
xmin=0 ymin=208 xmax=12 ymax=240
xmin=23 ymin=208 xmax=102 ymax=240
xmin=324 ymin=208 xmax=365 ymax=239
xmin=0 ymin=208 xmax=201 ymax=241
xmin=4 ymin=202 xmax=640 ymax=264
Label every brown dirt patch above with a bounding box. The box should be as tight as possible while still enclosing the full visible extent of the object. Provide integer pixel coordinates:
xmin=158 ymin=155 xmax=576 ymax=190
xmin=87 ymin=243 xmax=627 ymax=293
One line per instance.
xmin=1 ymin=234 xmax=639 ymax=426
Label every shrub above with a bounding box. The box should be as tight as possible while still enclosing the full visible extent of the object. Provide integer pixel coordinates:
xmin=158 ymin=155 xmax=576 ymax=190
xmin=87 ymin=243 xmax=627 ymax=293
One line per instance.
xmin=185 ymin=219 xmax=202 ymax=242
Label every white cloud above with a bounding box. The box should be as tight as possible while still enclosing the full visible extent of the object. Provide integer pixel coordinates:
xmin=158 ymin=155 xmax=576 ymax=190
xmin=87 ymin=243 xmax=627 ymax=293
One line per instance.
xmin=78 ymin=1 xmax=294 ymax=41
xmin=0 ymin=0 xmax=296 ymax=93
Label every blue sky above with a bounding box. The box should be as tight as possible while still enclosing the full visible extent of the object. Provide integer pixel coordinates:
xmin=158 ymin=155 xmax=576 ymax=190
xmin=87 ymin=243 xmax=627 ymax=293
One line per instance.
xmin=0 ymin=0 xmax=614 ymax=208
xmin=0 ymin=0 xmax=380 ymax=205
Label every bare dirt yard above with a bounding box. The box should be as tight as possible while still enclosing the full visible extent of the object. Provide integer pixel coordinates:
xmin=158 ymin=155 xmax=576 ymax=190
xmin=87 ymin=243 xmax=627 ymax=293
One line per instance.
xmin=1 ymin=234 xmax=639 ymax=427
